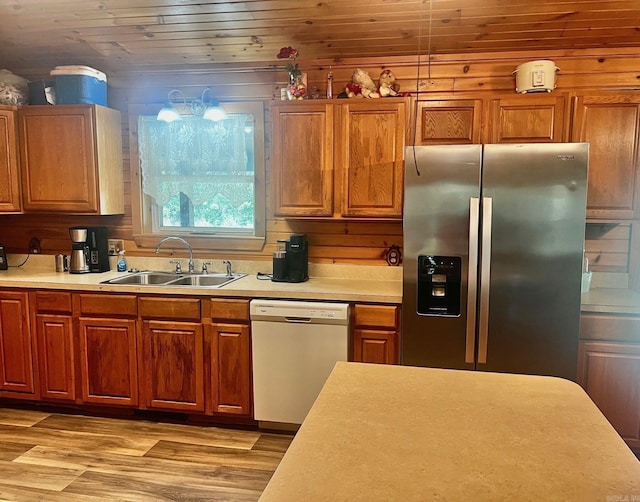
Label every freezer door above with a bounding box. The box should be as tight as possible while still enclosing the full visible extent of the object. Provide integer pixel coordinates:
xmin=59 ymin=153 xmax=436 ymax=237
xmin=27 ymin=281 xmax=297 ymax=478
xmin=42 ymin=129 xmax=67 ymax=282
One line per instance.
xmin=402 ymin=145 xmax=481 ymax=369
xmin=480 ymin=143 xmax=588 ymax=379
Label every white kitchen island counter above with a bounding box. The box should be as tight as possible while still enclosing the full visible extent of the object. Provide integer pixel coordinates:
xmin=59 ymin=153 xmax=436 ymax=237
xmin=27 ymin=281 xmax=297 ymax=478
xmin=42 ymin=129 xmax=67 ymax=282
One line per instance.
xmin=260 ymin=362 xmax=640 ymax=501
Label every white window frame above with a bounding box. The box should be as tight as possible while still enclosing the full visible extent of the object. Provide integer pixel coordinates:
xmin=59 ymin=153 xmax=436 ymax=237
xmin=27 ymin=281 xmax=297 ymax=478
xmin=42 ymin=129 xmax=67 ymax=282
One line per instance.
xmin=128 ymin=101 xmax=266 ymax=252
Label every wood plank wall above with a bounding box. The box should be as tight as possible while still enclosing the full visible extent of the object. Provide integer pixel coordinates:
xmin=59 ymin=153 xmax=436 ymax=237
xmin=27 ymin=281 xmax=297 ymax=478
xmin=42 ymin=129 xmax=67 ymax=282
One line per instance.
xmin=1 ymin=47 xmax=639 ymax=271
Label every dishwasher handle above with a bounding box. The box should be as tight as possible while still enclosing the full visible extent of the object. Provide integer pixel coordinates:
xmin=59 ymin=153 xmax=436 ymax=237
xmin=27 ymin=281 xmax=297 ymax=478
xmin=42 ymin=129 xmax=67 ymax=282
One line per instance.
xmin=284 ymin=316 xmax=312 ymax=323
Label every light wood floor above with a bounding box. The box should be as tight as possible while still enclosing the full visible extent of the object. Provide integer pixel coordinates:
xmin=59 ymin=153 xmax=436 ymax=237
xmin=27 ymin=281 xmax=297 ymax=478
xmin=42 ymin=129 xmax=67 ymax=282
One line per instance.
xmin=0 ymin=407 xmax=293 ymax=501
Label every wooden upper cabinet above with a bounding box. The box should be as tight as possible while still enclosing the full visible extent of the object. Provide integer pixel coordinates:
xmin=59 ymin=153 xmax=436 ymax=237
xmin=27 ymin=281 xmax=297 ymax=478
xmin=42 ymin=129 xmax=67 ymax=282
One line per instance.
xmin=338 ymin=100 xmax=406 ymax=218
xmin=0 ymin=106 xmax=21 ymax=212
xmin=571 ymin=93 xmax=640 ymax=219
xmin=272 ymin=98 xmax=408 ymax=220
xmin=273 ymin=102 xmax=334 ymax=217
xmin=18 ymin=104 xmax=124 ymax=214
xmin=414 ymin=99 xmax=483 ymax=145
xmin=488 ymin=94 xmax=567 ymax=143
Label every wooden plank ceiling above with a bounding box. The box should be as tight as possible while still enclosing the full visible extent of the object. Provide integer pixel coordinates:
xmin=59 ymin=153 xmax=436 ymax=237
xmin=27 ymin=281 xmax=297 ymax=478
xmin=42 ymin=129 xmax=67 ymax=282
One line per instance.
xmin=2 ymin=0 xmax=640 ymax=78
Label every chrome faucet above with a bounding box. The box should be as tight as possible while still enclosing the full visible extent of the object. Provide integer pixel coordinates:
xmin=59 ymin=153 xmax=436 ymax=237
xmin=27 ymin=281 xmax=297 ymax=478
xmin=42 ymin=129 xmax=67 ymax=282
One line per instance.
xmin=155 ymin=236 xmax=195 ymax=273
xmin=223 ymin=260 xmax=232 ymax=277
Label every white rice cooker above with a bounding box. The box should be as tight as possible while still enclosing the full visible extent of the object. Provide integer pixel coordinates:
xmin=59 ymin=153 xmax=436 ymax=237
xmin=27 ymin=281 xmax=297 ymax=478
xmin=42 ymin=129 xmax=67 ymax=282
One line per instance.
xmin=513 ymin=60 xmax=559 ymax=93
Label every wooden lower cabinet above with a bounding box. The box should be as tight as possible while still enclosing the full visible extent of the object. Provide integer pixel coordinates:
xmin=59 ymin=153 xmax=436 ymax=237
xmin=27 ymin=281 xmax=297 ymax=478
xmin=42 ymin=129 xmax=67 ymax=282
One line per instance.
xmin=351 ymin=304 xmax=400 ymax=365
xmin=209 ymin=323 xmax=251 ymax=415
xmin=578 ymin=313 xmax=640 ymax=449
xmin=79 ymin=317 xmax=138 ymax=406
xmin=140 ymin=319 xmax=205 ymax=413
xmin=35 ymin=313 xmax=75 ymax=401
xmin=353 ymin=328 xmax=398 ymax=365
xmin=0 ymin=291 xmax=35 ymax=396
xmin=1 ymin=288 xmax=407 ymax=424
xmin=208 ymin=298 xmax=252 ymax=416
xmin=76 ymin=293 xmax=138 ymax=407
xmin=578 ymin=340 xmax=640 ymax=448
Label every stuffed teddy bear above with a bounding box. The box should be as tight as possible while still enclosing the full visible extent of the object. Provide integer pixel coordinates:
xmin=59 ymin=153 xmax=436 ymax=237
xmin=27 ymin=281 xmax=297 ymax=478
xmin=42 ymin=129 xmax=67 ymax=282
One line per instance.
xmin=352 ymin=68 xmax=380 ymax=98
xmin=344 ymin=82 xmax=363 ymax=98
xmin=378 ymin=69 xmax=400 ymax=97
xmin=339 ymin=68 xmax=380 ymax=98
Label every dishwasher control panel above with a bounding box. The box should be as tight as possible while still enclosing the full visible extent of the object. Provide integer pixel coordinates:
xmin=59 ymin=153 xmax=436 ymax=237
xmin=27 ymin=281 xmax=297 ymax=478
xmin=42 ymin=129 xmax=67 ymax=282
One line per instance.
xmin=250 ymin=300 xmax=350 ymax=325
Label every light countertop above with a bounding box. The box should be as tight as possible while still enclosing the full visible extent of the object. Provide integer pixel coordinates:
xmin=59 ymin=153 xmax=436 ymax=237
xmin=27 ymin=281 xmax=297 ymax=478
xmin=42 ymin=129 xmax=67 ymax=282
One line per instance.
xmin=0 ymin=256 xmax=402 ymax=304
xmin=260 ymin=362 xmax=640 ymax=501
xmin=2 ymin=255 xmax=640 ymax=312
xmin=581 ymin=287 xmax=640 ymax=315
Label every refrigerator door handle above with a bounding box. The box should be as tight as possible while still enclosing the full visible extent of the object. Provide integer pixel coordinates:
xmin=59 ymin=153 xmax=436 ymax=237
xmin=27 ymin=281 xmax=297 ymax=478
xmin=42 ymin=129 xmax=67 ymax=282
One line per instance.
xmin=478 ymin=196 xmax=493 ymax=364
xmin=465 ymin=197 xmax=480 ymax=364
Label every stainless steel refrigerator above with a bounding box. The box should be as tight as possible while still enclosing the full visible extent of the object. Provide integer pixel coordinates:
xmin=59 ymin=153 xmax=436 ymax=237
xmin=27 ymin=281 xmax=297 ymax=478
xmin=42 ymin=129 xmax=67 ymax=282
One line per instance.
xmin=402 ymin=143 xmax=588 ymax=380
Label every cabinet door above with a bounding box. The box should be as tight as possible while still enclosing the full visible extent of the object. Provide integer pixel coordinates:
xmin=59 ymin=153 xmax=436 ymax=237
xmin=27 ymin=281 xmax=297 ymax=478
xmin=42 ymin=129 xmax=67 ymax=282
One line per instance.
xmin=0 ymin=292 xmax=34 ymax=394
xmin=488 ymin=94 xmax=567 ymax=143
xmin=273 ymin=102 xmax=334 ymax=216
xmin=0 ymin=107 xmax=21 ymax=212
xmin=571 ymin=94 xmax=640 ymax=219
xmin=338 ymin=100 xmax=406 ymax=218
xmin=140 ymin=320 xmax=204 ymax=412
xmin=209 ymin=323 xmax=251 ymax=415
xmin=415 ymin=99 xmax=483 ymax=145
xmin=353 ymin=328 xmax=398 ymax=365
xmin=351 ymin=304 xmax=399 ymax=365
xmin=19 ymin=105 xmax=98 ymax=212
xmin=36 ymin=314 xmax=75 ymax=401
xmin=79 ymin=317 xmax=138 ymax=407
xmin=18 ymin=105 xmax=123 ymax=215
xmin=578 ymin=340 xmax=640 ymax=448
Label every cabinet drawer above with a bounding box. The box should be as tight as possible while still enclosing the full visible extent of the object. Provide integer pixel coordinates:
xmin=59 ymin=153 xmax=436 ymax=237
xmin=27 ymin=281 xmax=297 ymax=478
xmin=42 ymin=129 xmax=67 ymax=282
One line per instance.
xmin=353 ymin=304 xmax=398 ymax=329
xmin=35 ymin=291 xmax=72 ymax=313
xmin=580 ymin=313 xmax=640 ymax=343
xmin=209 ymin=298 xmax=249 ymax=322
xmin=78 ymin=294 xmax=137 ymax=317
xmin=139 ymin=297 xmax=201 ymax=321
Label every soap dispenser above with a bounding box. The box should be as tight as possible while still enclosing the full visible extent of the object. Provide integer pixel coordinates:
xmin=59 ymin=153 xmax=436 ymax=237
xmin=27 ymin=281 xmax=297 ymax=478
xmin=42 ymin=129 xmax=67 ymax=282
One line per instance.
xmin=117 ymin=250 xmax=127 ymax=272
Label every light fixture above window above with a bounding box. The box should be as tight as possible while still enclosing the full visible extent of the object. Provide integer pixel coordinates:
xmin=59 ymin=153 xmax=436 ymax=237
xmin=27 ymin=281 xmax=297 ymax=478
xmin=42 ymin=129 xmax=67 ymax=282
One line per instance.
xmin=157 ymin=88 xmax=227 ymax=122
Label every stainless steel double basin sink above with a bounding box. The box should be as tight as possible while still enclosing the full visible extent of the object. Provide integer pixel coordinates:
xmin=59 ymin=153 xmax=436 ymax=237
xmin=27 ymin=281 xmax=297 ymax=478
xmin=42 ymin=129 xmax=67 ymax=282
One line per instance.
xmin=101 ymin=271 xmax=246 ymax=288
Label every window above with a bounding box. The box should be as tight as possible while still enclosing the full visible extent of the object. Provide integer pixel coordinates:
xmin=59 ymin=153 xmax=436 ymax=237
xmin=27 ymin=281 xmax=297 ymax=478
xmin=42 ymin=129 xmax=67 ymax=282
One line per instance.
xmin=129 ymin=101 xmax=265 ymax=251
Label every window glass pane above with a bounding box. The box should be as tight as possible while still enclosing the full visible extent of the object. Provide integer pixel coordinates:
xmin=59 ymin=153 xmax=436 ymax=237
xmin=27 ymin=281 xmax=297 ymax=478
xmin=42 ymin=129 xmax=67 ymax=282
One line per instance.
xmin=138 ymin=113 xmax=256 ymax=233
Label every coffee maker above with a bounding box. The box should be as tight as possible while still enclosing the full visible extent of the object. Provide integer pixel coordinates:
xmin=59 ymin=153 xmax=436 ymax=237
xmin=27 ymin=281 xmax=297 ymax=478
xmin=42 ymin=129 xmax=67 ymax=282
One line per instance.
xmin=69 ymin=227 xmax=90 ymax=274
xmin=272 ymin=233 xmax=308 ymax=283
xmin=87 ymin=227 xmax=110 ymax=273
xmin=69 ymin=226 xmax=110 ymax=274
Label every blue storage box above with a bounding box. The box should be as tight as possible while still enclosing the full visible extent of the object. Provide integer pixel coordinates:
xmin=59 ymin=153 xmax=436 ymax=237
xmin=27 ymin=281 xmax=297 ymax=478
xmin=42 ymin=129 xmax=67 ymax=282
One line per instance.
xmin=50 ymin=65 xmax=107 ymax=106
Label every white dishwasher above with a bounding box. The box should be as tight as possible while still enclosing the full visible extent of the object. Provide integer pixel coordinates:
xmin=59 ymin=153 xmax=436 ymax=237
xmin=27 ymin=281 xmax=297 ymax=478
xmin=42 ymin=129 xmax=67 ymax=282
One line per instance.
xmin=250 ymin=299 xmax=349 ymax=425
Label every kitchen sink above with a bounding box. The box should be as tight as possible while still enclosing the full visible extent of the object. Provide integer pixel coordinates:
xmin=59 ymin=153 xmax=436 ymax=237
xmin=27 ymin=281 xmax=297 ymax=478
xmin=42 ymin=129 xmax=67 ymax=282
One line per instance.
xmin=103 ymin=271 xmax=179 ymax=285
xmin=101 ymin=271 xmax=246 ymax=288
xmin=164 ymin=274 xmax=244 ymax=287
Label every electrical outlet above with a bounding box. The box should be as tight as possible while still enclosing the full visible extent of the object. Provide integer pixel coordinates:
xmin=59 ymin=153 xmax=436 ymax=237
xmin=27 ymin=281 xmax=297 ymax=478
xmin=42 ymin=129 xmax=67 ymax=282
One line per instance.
xmin=29 ymin=237 xmax=41 ymax=254
xmin=108 ymin=239 xmax=124 ymax=255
